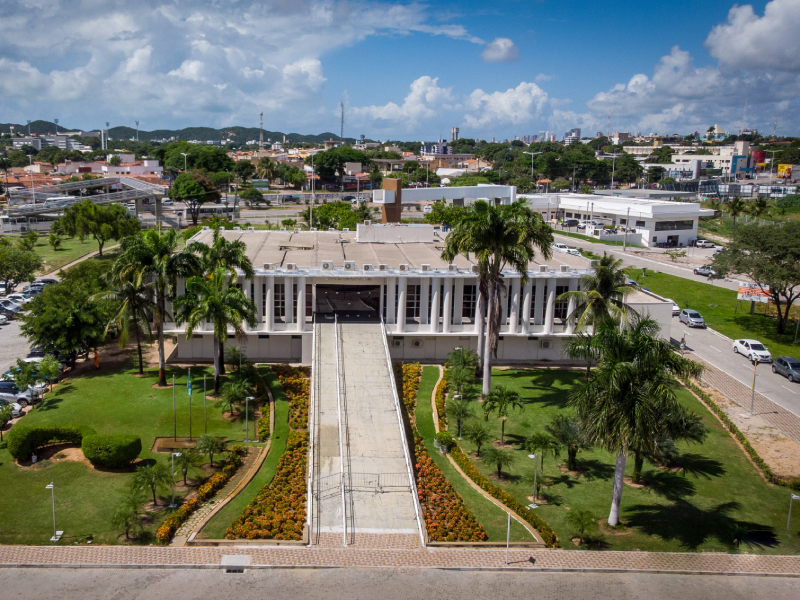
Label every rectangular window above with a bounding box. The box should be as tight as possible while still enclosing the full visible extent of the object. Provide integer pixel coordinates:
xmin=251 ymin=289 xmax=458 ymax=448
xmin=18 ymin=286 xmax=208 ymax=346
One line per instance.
xmin=654 ymin=220 xmax=694 ymax=231
xmin=262 ymin=284 xmax=267 ymax=321
xmin=250 ymin=283 xmax=254 ymax=301
xmin=382 ymin=284 xmax=387 ymax=319
xmin=406 ymin=284 xmax=421 ymax=319
xmin=306 ymin=284 xmax=313 ymax=317
xmin=652 ymin=236 xmax=658 ymax=243
xmin=462 ymin=285 xmax=477 ymax=322
xmin=274 ymin=283 xmax=285 ymax=320
xmin=635 ymin=220 xmax=646 ymax=227
xmin=540 ymin=285 xmax=548 ymax=322
xmin=530 ymin=285 xmax=536 ymax=323
xmin=554 ymin=284 xmax=569 ymax=321
xmin=620 ymin=218 xmax=627 ymax=225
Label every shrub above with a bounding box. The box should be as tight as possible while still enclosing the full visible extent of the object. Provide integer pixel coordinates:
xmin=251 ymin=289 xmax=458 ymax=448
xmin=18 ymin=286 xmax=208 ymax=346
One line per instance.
xmin=82 ymin=434 xmax=142 ymax=468
xmin=7 ymin=423 xmax=97 ymax=461
xmin=434 ymin=431 xmax=455 ymax=452
xmin=272 ymin=365 xmax=310 ymax=429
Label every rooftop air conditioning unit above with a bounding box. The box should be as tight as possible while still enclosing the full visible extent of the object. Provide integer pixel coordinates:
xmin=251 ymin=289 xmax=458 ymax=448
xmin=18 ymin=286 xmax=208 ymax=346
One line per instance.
xmin=233 ymin=227 xmax=241 ymax=231
xmin=421 ymin=264 xmax=431 ymax=272
xmin=294 ymin=228 xmax=301 ymax=233
xmin=328 ymin=228 xmax=335 ymax=232
xmin=343 ymin=228 xmax=350 ymax=232
xmin=321 ymin=260 xmax=334 ymax=270
xmin=247 ymin=227 xmax=254 ymax=231
xmin=344 ymin=261 xmax=355 ymax=271
xmin=392 ymin=338 xmax=403 ymax=347
xmin=280 ymin=227 xmax=287 ymax=231
xmin=399 ymin=264 xmax=409 ymax=272
xmin=364 ymin=220 xmax=372 ymax=225
xmin=413 ymin=339 xmax=423 ymax=348
xmin=560 ymin=265 xmax=569 ymax=272
xmin=541 ymin=340 xmax=551 ymax=349
xmin=448 ymin=264 xmax=458 ymax=273
xmin=202 ymin=226 xmax=210 ymax=230
xmin=471 ymin=264 xmax=479 ymax=273
xmin=311 ymin=227 xmax=318 ymax=231
xmin=539 ymin=265 xmax=548 ymax=272
xmin=263 ymin=262 xmax=273 ymax=270
xmin=378 ymin=264 xmax=388 ymax=271
xmin=363 ymin=264 xmax=374 ymax=271
xmin=286 ymin=263 xmax=297 ymax=271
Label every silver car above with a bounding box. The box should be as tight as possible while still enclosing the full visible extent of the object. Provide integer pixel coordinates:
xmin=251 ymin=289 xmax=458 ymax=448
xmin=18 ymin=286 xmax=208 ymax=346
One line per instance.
xmin=679 ymin=309 xmax=706 ymax=328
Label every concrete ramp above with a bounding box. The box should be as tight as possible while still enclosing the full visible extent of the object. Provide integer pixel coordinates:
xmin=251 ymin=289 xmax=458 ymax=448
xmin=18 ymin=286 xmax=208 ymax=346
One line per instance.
xmin=309 ymin=319 xmax=423 ymax=546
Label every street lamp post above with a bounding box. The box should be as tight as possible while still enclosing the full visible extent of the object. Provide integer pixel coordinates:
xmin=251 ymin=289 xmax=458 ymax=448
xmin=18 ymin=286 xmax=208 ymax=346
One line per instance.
xmin=311 ymin=153 xmax=315 ymax=228
xmin=789 ymin=493 xmax=800 ymax=529
xmin=170 ymin=452 xmax=182 ymax=508
xmin=180 ymin=153 xmax=189 ymax=172
xmin=523 ymin=152 xmax=542 ymax=186
xmin=45 ymin=482 xmax=63 ymax=542
xmin=749 ymin=359 xmax=758 ymax=416
xmin=527 ymin=454 xmax=539 ymax=509
xmin=454 ymin=346 xmax=465 ymax=438
xmin=609 ymin=154 xmax=619 ymax=193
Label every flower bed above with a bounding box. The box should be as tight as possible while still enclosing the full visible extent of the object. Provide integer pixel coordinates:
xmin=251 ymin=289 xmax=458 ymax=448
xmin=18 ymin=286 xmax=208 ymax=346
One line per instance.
xmin=272 ymin=365 xmax=310 ymax=430
xmin=449 ymin=445 xmax=559 ymax=547
xmin=400 ymin=363 xmax=487 ymax=542
xmin=225 ymin=431 xmax=309 ymax=540
xmin=156 ymin=445 xmax=248 ymax=544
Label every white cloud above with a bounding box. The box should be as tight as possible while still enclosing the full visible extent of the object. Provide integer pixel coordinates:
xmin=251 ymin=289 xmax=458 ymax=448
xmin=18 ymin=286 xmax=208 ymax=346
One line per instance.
xmin=535 ymin=73 xmax=553 ymax=82
xmin=481 ymin=38 xmax=520 ymax=63
xmin=350 ymin=76 xmax=456 ymax=130
xmin=464 ymin=82 xmax=548 ymax=127
xmin=705 ymin=0 xmax=800 ymax=72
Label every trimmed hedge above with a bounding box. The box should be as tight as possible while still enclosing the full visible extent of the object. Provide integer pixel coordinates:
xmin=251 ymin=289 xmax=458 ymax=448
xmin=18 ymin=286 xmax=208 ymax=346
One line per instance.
xmin=6 ymin=423 xmax=97 ymax=461
xmin=81 ymin=434 xmax=142 ymax=468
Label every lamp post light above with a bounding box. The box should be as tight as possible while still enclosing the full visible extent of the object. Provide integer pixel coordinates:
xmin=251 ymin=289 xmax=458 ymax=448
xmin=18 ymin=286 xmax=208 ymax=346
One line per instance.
xmin=523 ymin=151 xmax=542 ymax=184
xmin=245 ymin=396 xmax=254 ymax=443
xmin=45 ymin=482 xmax=63 ymax=542
xmin=788 ymin=493 xmax=800 ymax=530
xmin=609 ymin=154 xmax=619 ymax=194
xmin=453 ymin=394 xmax=464 ymax=439
xmin=180 ymin=152 xmax=189 ymax=172
xmin=527 ymin=454 xmax=539 ymax=509
xmin=749 ymin=359 xmax=758 ymax=416
xmin=170 ymin=452 xmax=182 ymax=508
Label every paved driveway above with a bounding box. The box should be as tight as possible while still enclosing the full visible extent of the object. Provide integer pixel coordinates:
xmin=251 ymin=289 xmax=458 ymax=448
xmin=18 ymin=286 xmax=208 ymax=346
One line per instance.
xmin=0 ymin=319 xmax=31 ymax=372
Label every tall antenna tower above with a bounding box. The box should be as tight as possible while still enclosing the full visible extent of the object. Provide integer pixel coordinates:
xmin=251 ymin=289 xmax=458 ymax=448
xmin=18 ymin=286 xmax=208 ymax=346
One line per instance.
xmin=742 ymin=97 xmax=748 ymax=132
xmin=340 ymin=101 xmax=345 ymax=141
xmin=54 ymin=118 xmax=59 ymax=135
xmin=607 ymin=112 xmax=610 ymax=138
xmin=259 ymin=112 xmax=264 ymax=151
xmin=135 ymin=120 xmax=139 ymax=141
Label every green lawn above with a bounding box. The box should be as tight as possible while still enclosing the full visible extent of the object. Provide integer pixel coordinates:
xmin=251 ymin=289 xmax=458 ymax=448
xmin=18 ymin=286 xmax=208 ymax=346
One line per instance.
xmin=201 ymin=367 xmax=290 ymax=538
xmin=0 ymin=234 xmax=103 ymax=274
xmin=450 ymin=369 xmax=800 ymax=553
xmin=556 ymin=230 xmax=642 ymax=248
xmin=630 ymin=269 xmax=800 ymax=361
xmin=0 ymin=361 xmax=245 ymax=545
xmin=414 ymin=367 xmax=531 ymax=542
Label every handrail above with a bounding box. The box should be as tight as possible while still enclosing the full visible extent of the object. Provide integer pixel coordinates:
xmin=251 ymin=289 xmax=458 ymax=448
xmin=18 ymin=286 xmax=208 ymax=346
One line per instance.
xmin=333 ymin=314 xmax=348 ymax=546
xmin=307 ymin=320 xmax=318 ymax=545
xmin=380 ymin=314 xmax=426 ymax=547
xmin=338 ymin=320 xmax=355 ymax=545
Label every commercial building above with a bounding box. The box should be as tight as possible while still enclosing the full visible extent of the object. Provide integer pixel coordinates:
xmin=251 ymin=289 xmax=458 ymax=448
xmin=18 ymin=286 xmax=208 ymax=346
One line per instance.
xmin=170 ymin=224 xmax=670 ymax=364
xmin=12 ymin=135 xmax=93 ymax=152
xmin=563 ymin=128 xmax=581 ymax=145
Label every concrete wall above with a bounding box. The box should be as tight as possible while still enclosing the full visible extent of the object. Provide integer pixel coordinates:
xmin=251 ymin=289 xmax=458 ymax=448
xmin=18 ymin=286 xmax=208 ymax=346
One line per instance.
xmin=176 ymin=333 xmax=303 ymax=363
xmin=386 ymin=335 xmax=568 ymax=363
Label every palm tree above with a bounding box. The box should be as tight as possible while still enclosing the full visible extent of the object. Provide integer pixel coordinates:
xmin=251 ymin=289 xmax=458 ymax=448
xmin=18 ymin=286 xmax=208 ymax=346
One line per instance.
xmin=725 ymin=196 xmax=746 ymax=241
xmin=545 ymin=414 xmax=589 ymax=471
xmin=557 ymin=252 xmax=637 ymax=332
xmin=482 ymin=447 xmax=515 ymax=478
xmin=111 ymin=492 xmax=146 ymax=540
xmin=568 ymin=316 xmax=702 ymax=526
xmin=565 ymin=509 xmax=596 ymax=544
xmin=196 ymin=434 xmax=227 ymax=467
xmin=174 ymin=267 xmax=257 ymax=393
xmin=482 ymin=384 xmax=524 ymax=444
xmin=442 ymin=200 xmax=553 ymax=394
xmin=94 ymin=276 xmax=155 ymax=375
xmin=131 ymin=463 xmax=171 ymax=505
xmin=747 ymin=197 xmax=770 ymax=220
xmin=255 ymin=157 xmax=277 ymax=182
xmin=173 ymin=448 xmax=205 ymax=485
xmin=113 ymin=228 xmax=201 ymax=386
xmin=524 ymin=432 xmax=560 ymax=473
xmin=218 ymin=378 xmax=253 ymax=415
xmin=464 ymin=421 xmax=491 ymax=456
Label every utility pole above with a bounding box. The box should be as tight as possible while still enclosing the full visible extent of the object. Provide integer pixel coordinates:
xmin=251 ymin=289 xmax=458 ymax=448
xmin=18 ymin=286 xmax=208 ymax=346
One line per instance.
xmin=135 ymin=120 xmax=139 ymax=141
xmin=54 ymin=118 xmax=59 ymax=135
xmin=259 ymin=112 xmax=263 ymax=151
xmin=340 ymin=101 xmax=345 ymax=142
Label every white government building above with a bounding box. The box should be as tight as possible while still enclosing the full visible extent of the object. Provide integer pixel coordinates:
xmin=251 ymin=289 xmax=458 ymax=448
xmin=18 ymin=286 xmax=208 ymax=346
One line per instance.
xmin=168 ymin=223 xmax=670 ymax=364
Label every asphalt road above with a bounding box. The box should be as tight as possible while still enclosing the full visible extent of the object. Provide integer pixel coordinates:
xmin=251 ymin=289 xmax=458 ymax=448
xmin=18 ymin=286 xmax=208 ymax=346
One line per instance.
xmin=0 ymin=567 xmax=795 ymax=600
xmin=0 ymin=316 xmax=31 ymax=372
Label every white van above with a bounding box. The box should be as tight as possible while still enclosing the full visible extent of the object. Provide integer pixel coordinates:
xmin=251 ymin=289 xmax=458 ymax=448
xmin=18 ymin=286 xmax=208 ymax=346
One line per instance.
xmin=552 ymin=243 xmax=569 ymax=254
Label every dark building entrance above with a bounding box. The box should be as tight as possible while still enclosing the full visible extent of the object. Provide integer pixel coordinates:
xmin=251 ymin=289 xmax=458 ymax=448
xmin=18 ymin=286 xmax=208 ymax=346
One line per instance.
xmin=315 ymin=284 xmax=381 ymax=322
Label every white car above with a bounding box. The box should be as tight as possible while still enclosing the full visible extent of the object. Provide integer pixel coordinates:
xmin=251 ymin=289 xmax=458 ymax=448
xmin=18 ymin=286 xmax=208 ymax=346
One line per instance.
xmin=666 ymin=299 xmax=680 ymax=316
xmin=5 ymin=293 xmax=31 ymax=305
xmin=552 ymin=243 xmax=570 ymax=254
xmin=567 ymin=248 xmax=581 ymax=256
xmin=732 ymin=339 xmax=772 ymax=363
xmin=423 ymin=205 xmax=433 ymax=214
xmin=0 ymin=314 xmax=8 ymax=325
xmin=696 ymin=239 xmax=716 ymax=248
xmin=161 ymin=199 xmax=174 ymax=206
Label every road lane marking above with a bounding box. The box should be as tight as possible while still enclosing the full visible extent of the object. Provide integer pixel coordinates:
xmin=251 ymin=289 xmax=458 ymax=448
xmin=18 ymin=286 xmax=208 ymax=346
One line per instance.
xmin=781 ymin=385 xmax=798 ymax=395
xmin=709 ymin=345 xmax=722 ymax=353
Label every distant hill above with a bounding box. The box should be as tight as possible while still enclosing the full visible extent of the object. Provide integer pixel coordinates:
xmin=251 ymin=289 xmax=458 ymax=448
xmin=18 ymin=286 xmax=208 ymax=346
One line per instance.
xmin=0 ymin=120 xmax=356 ymax=145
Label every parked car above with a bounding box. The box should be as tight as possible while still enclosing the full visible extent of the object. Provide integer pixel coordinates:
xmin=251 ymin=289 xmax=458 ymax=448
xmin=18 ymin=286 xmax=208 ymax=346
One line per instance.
xmin=552 ymin=243 xmax=570 ymax=254
xmin=694 ymin=265 xmax=717 ymax=277
xmin=37 ymin=278 xmax=58 ymax=285
xmin=773 ymin=356 xmax=800 ymax=382
xmin=161 ymin=199 xmax=174 ymax=206
xmin=713 ymin=248 xmax=724 ymax=255
xmin=423 ymin=205 xmax=433 ymax=214
xmin=5 ymin=293 xmax=32 ymax=305
xmin=562 ymin=219 xmax=580 ymax=228
xmin=0 ymin=300 xmax=21 ymax=314
xmin=679 ymin=309 xmax=706 ymax=328
xmin=732 ymin=339 xmax=772 ymax=363
xmin=0 ymin=314 xmax=8 ymax=325
xmin=696 ymin=239 xmax=716 ymax=248
xmin=0 ymin=306 xmax=16 ymax=320
xmin=577 ymin=221 xmax=591 ymax=229
xmin=665 ymin=299 xmax=681 ymax=316
xmin=0 ymin=382 xmax=34 ymax=408
xmin=567 ymin=248 xmax=581 ymax=256
xmin=0 ymin=398 xmax=22 ymax=421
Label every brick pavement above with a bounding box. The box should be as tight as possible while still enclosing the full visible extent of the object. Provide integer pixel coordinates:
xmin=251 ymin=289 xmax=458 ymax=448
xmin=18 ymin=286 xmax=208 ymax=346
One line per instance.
xmin=1 ymin=544 xmax=799 ymax=575
xmin=688 ymin=353 xmax=800 ymax=443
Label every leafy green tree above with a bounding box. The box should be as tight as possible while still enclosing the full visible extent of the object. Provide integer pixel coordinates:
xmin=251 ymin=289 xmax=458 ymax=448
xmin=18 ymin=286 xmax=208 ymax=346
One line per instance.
xmin=174 ymin=448 xmax=205 ymax=485
xmin=713 ymin=221 xmax=800 ymax=334
xmin=57 ymin=200 xmax=140 ymax=256
xmin=174 ymin=267 xmax=257 ymax=393
xmin=482 ymin=385 xmax=524 ymax=443
xmin=565 ymin=509 xmax=597 ymax=544
xmin=442 ymin=200 xmax=553 ymax=394
xmin=234 ymin=161 xmax=256 ymax=183
xmin=464 ymin=421 xmax=491 ymax=457
xmin=646 ymin=166 xmax=666 ymax=184
xmin=169 ymin=172 xmax=221 ymax=226
xmin=18 ymin=231 xmax=38 ymax=252
xmin=524 ymin=432 xmax=560 ymax=473
xmin=37 ymin=354 xmax=61 ymax=392
xmin=423 ymin=202 xmax=466 ymax=226
xmin=0 ymin=246 xmax=42 ymax=291
xmin=0 ymin=404 xmax=13 ymax=441
xmin=111 ymin=492 xmax=146 ymax=540
xmin=551 ymin=178 xmax=570 ymax=190
xmin=747 ymin=197 xmax=770 ymax=219
xmin=196 ymin=434 xmax=227 ymax=467
xmin=646 ymin=145 xmax=674 ymax=163
xmin=304 ymin=146 xmax=370 ymax=180
xmin=48 ymin=232 xmax=63 ymax=251
xmin=724 ymin=196 xmax=746 ymax=241
xmin=568 ymin=317 xmax=701 ymax=526
xmin=218 ymin=378 xmax=253 ymax=415
xmin=239 ymin=186 xmax=264 ymax=206
xmin=131 ymin=462 xmax=172 ymax=505
xmin=113 ymin=229 xmax=201 ymax=386
xmin=545 ymin=414 xmax=589 ymax=471
xmin=108 ymin=154 xmax=122 ymax=166
xmin=255 ymin=157 xmax=277 ymax=182
xmin=482 ymin=447 xmax=515 ymax=478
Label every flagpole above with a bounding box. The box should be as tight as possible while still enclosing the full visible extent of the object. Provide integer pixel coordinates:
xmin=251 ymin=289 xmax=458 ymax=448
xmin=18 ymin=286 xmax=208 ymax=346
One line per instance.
xmin=188 ymin=368 xmax=192 ymax=442
xmin=204 ymin=374 xmax=207 ymax=434
xmin=172 ymin=374 xmax=176 ymax=441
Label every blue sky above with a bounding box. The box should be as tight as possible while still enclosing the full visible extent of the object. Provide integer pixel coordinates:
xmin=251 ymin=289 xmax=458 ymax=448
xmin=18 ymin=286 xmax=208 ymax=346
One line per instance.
xmin=1 ymin=0 xmax=798 ymax=140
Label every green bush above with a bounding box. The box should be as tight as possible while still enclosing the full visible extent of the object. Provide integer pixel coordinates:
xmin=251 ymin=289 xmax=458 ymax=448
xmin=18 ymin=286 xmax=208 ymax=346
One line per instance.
xmin=81 ymin=434 xmax=142 ymax=468
xmin=774 ymin=194 xmax=800 ymax=211
xmin=6 ymin=423 xmax=97 ymax=461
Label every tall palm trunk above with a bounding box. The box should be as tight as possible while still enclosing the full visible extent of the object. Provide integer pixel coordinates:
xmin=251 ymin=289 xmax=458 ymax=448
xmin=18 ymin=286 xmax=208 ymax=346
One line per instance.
xmin=213 ymin=338 xmax=221 ymax=394
xmin=219 ymin=340 xmax=226 ymax=375
xmin=475 ymin=292 xmax=485 ymax=378
xmin=632 ymin=452 xmax=644 ymax=484
xmin=157 ymin=291 xmax=167 ymax=387
xmin=482 ymin=280 xmax=496 ymax=396
xmin=608 ymin=451 xmax=627 ymax=526
xmin=135 ymin=327 xmax=144 ymax=376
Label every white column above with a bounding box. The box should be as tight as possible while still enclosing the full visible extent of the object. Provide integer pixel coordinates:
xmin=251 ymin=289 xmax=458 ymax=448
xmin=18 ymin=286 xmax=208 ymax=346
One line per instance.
xmin=430 ymin=280 xmax=440 ymax=333
xmin=255 ymin=277 xmax=263 ymax=324
xmin=265 ymin=276 xmax=274 ymax=332
xmin=453 ymin=279 xmax=464 ymax=325
xmin=509 ymin=278 xmax=521 ymax=334
xmin=544 ymin=278 xmax=556 ymax=335
xmin=242 ymin=278 xmax=251 ymax=331
xmin=296 ymin=276 xmax=306 ymax=332
xmin=285 ymin=277 xmax=294 ymax=325
xmin=379 ymin=281 xmax=385 ymax=320
xmin=533 ymin=280 xmax=545 ymax=326
xmin=521 ymin=280 xmax=532 ymax=334
xmin=386 ymin=277 xmax=396 ymax=325
xmin=566 ymin=277 xmax=579 ymax=334
xmin=396 ymin=277 xmax=407 ymax=333
xmin=420 ymin=277 xmax=430 ymax=325
xmin=442 ymin=277 xmax=453 ymax=334
xmin=500 ymin=282 xmax=509 ymax=327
